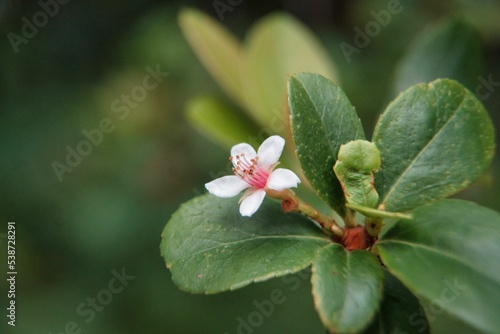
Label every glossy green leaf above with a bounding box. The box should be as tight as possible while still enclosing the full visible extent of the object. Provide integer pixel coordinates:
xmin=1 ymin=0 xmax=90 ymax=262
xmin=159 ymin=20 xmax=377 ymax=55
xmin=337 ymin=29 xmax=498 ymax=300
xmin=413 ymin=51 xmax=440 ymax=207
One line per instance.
xmin=377 ymin=199 xmax=500 ymax=333
xmin=161 ymin=194 xmax=330 ymax=293
xmin=244 ymin=13 xmax=339 ymax=127
xmin=373 ymin=79 xmax=494 ymax=212
xmin=185 ymin=96 xmax=257 ymax=149
xmin=179 ymin=9 xmax=246 ymax=108
xmin=311 ymin=244 xmax=384 ymax=333
xmin=362 ymin=270 xmax=429 ymax=334
xmin=393 ymin=19 xmax=482 ymax=93
xmin=288 ymin=73 xmax=365 ymax=215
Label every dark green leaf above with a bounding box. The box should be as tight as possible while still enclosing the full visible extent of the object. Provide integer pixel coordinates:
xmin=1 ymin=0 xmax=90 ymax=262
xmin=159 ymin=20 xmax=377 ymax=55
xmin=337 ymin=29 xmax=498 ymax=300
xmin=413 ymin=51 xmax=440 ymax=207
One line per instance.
xmin=288 ymin=73 xmax=365 ymax=215
xmin=393 ymin=19 xmax=482 ymax=93
xmin=373 ymin=79 xmax=494 ymax=212
xmin=311 ymin=244 xmax=383 ymax=333
xmin=425 ymin=311 xmax=483 ymax=334
xmin=377 ymin=199 xmax=500 ymax=333
xmin=161 ymin=194 xmax=330 ymax=293
xmin=362 ymin=270 xmax=429 ymax=334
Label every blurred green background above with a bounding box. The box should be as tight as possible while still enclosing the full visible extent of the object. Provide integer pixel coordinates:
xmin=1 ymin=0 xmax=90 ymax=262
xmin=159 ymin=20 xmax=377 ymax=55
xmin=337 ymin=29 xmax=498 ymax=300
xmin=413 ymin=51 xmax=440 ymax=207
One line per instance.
xmin=0 ymin=0 xmax=499 ymax=333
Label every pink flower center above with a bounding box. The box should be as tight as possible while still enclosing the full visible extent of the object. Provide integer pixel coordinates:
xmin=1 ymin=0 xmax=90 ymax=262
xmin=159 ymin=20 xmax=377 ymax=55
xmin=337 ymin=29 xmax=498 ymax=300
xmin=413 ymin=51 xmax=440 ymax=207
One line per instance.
xmin=230 ymin=153 xmax=269 ymax=189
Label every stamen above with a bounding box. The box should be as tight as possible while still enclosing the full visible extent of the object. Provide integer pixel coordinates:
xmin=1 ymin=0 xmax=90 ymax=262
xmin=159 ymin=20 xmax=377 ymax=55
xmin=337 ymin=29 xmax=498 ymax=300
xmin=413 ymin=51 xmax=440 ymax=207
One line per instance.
xmin=232 ymin=153 xmax=269 ymax=189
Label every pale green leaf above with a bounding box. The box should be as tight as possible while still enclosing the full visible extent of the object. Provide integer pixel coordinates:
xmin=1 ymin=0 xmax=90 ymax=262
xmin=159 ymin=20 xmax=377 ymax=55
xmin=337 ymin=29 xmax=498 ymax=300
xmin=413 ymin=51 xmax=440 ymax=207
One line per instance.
xmin=185 ymin=95 xmax=257 ymax=149
xmin=334 ymin=140 xmax=380 ymax=208
xmin=243 ymin=13 xmax=339 ymax=127
xmin=179 ymin=9 xmax=246 ymax=108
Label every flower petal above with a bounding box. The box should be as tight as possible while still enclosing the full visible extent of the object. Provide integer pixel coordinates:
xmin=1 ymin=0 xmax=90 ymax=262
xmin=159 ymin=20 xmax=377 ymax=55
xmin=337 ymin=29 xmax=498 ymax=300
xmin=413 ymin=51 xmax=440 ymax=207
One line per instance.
xmin=257 ymin=135 xmax=285 ymax=169
xmin=205 ymin=176 xmax=249 ymax=198
xmin=267 ymin=168 xmax=301 ymax=191
xmin=230 ymin=143 xmax=257 ymax=168
xmin=239 ymin=189 xmax=266 ymax=217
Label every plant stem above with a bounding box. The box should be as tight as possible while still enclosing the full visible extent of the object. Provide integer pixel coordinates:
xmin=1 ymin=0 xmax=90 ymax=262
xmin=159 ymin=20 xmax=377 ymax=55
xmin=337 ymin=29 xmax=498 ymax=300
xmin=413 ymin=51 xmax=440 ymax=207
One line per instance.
xmin=343 ymin=208 xmax=358 ymax=228
xmin=267 ymin=189 xmax=345 ymax=238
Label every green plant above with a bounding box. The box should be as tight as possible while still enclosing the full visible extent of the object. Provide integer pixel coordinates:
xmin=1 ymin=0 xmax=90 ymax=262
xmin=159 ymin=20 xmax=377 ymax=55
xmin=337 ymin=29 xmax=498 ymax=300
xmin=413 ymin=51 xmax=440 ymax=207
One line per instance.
xmin=161 ymin=9 xmax=499 ymax=333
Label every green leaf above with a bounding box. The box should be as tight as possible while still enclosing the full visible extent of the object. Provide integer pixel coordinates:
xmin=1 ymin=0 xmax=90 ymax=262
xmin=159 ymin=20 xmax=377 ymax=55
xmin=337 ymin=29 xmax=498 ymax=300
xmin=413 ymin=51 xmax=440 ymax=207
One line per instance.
xmin=179 ymin=9 xmax=246 ymax=108
xmin=346 ymin=203 xmax=412 ymax=220
xmin=362 ymin=270 xmax=429 ymax=334
xmin=288 ymin=73 xmax=365 ymax=215
xmin=161 ymin=194 xmax=330 ymax=293
xmin=185 ymin=95 xmax=258 ymax=149
xmin=244 ymin=13 xmax=339 ymax=127
xmin=393 ymin=19 xmax=482 ymax=93
xmin=311 ymin=244 xmax=384 ymax=333
xmin=334 ymin=140 xmax=381 ymax=208
xmin=425 ymin=311 xmax=484 ymax=334
xmin=377 ymin=199 xmax=500 ymax=333
xmin=373 ymin=79 xmax=494 ymax=212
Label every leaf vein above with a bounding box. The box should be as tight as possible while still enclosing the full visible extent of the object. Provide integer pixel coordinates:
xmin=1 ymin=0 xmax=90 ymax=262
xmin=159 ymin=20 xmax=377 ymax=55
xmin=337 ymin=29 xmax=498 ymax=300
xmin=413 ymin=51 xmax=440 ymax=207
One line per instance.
xmin=381 ymin=92 xmax=467 ymax=206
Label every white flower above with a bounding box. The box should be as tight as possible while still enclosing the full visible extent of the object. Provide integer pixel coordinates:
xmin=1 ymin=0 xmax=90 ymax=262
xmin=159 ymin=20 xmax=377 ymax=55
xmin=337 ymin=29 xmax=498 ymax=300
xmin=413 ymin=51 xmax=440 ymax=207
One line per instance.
xmin=205 ymin=135 xmax=301 ymax=217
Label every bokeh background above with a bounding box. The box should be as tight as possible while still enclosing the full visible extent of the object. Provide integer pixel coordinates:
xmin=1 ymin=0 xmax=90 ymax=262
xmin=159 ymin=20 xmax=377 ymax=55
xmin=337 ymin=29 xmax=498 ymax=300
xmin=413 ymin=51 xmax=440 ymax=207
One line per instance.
xmin=1 ymin=0 xmax=499 ymax=333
